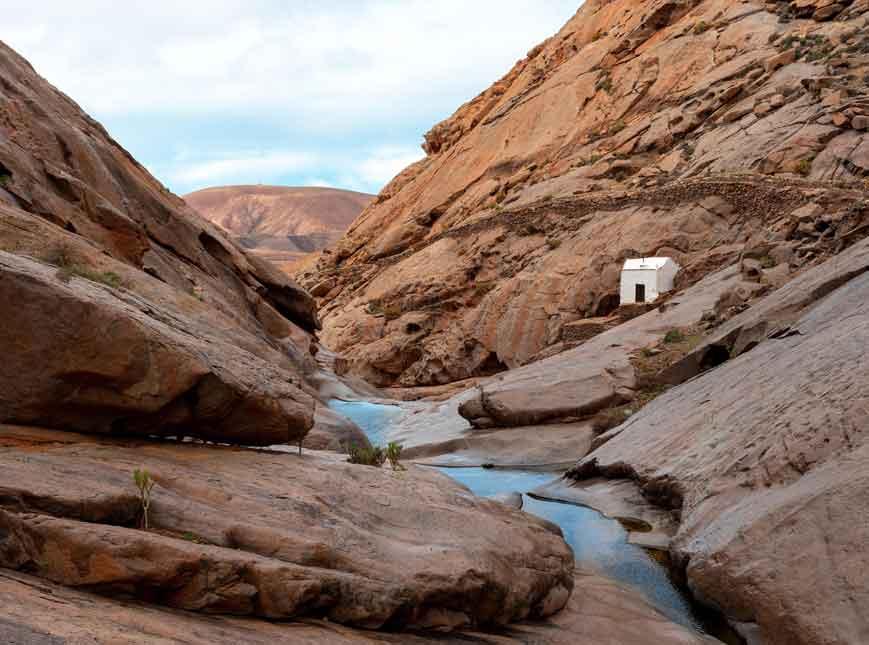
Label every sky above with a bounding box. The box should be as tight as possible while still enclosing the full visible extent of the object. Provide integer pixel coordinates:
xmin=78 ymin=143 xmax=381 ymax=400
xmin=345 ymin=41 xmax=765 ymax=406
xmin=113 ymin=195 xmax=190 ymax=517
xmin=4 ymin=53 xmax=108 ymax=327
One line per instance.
xmin=3 ymin=1 xmax=580 ymax=196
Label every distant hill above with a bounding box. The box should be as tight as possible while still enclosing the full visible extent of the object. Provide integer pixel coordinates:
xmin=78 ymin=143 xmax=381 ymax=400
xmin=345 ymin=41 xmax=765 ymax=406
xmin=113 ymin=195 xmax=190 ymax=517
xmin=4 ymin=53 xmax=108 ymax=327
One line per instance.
xmin=185 ymin=185 xmax=373 ymax=272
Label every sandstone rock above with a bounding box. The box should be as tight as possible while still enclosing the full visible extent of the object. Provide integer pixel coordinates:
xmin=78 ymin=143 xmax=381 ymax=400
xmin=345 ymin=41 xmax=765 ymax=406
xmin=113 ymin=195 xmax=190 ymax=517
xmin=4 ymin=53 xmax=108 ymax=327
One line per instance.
xmin=763 ymin=49 xmax=796 ymax=73
xmin=0 ymin=428 xmax=574 ymax=631
xmin=853 ymin=115 xmax=869 ymax=131
xmin=0 ymin=252 xmax=315 ymax=445
xmin=491 ymin=491 xmax=524 ymax=509
xmin=459 ymin=266 xmax=750 ymax=428
xmin=568 ymin=243 xmax=869 ymax=645
xmin=0 ymin=568 xmax=717 ymax=645
xmin=0 ymin=40 xmax=322 ymax=444
xmin=302 ymin=406 xmax=370 ymax=453
xmin=303 ymin=1 xmax=869 ymax=387
xmin=185 ymin=186 xmax=373 ymax=274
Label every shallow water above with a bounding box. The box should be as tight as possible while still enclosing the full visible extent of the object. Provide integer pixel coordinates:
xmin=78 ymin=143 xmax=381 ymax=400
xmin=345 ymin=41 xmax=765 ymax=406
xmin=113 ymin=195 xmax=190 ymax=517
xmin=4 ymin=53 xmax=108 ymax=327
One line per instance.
xmin=328 ymin=399 xmax=403 ymax=446
xmin=329 ymin=399 xmax=702 ymax=632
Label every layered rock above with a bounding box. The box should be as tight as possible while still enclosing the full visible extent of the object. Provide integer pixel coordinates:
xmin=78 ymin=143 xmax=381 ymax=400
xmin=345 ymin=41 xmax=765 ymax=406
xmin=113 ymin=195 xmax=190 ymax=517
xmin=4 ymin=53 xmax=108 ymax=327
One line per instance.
xmin=565 ymin=235 xmax=869 ymax=645
xmin=185 ymin=185 xmax=373 ymax=273
xmin=302 ymin=0 xmax=869 ymax=387
xmin=0 ymin=427 xmax=573 ymax=631
xmin=0 ymin=40 xmax=321 ymax=444
xmin=0 ymin=568 xmax=717 ymax=645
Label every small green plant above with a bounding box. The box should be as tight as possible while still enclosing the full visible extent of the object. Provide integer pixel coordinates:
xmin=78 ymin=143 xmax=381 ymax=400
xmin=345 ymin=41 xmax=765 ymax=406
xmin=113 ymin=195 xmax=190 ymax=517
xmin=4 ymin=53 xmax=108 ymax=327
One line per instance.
xmin=795 ymin=158 xmax=813 ymax=176
xmin=43 ymin=244 xmax=76 ymax=269
xmin=663 ymin=329 xmax=685 ymax=344
xmin=133 ymin=468 xmax=156 ymax=530
xmin=595 ymin=72 xmax=613 ymax=94
xmin=693 ymin=21 xmax=710 ymax=35
xmin=546 ymin=238 xmax=562 ymax=250
xmin=385 ymin=442 xmax=406 ymax=471
xmin=44 ymin=244 xmax=124 ymax=288
xmin=347 ymin=444 xmax=386 ymax=467
xmin=609 ymin=119 xmax=627 ymax=135
xmin=75 ymin=268 xmax=123 ymax=288
xmin=760 ymin=255 xmax=777 ymax=269
xmin=0 ymin=172 xmax=11 ymax=188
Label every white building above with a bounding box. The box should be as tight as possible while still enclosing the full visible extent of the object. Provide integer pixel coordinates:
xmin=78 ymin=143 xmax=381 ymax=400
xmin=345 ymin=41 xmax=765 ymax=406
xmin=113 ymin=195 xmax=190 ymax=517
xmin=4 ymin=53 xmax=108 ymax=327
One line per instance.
xmin=620 ymin=257 xmax=680 ymax=305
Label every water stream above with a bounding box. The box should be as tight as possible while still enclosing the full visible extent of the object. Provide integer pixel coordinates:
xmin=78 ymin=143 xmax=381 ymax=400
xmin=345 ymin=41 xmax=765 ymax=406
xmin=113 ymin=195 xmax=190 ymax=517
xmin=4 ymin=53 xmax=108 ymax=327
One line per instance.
xmin=329 ymin=399 xmax=706 ymax=634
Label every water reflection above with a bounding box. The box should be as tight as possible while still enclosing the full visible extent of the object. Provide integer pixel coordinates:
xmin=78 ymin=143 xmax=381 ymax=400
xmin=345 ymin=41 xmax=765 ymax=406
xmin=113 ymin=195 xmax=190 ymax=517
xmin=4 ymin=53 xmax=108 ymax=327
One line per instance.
xmin=329 ymin=399 xmax=702 ymax=631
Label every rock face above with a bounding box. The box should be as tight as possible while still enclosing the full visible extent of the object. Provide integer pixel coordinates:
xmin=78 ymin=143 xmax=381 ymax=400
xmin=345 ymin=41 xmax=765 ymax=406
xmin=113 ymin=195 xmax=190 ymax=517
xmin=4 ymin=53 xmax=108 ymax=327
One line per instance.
xmin=457 ymin=264 xmax=751 ymax=428
xmin=0 ymin=40 xmax=322 ymax=445
xmin=0 ymin=39 xmax=581 ymax=639
xmin=0 ymin=427 xmax=573 ymax=631
xmin=566 ymin=235 xmax=869 ymax=645
xmin=0 ymin=568 xmax=717 ymax=645
xmin=185 ymin=185 xmax=373 ymax=273
xmin=302 ymin=0 xmax=869 ymax=387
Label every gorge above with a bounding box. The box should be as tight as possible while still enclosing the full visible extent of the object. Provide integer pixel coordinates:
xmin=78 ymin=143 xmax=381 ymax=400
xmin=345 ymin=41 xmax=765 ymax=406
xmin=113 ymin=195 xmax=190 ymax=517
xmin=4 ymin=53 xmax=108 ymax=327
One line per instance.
xmin=2 ymin=1 xmax=869 ymax=644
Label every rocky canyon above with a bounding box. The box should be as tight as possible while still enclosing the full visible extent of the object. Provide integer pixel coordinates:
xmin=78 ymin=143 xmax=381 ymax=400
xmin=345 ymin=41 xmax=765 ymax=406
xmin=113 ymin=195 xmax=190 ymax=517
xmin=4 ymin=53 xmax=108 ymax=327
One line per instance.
xmin=2 ymin=1 xmax=869 ymax=644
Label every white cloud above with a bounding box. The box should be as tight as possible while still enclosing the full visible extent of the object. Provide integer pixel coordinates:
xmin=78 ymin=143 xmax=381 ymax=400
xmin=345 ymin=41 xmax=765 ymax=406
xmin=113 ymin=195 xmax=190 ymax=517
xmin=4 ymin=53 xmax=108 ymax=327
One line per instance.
xmin=169 ymin=151 xmax=318 ymax=185
xmin=1 ymin=1 xmax=581 ymax=193
xmin=2 ymin=1 xmax=579 ymax=126
xmin=356 ymin=147 xmax=424 ymax=185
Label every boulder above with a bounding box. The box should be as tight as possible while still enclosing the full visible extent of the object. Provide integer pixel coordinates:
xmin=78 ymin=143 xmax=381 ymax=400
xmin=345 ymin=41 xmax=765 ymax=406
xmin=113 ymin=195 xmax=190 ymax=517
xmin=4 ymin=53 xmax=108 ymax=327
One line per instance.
xmin=567 ymin=244 xmax=869 ymax=645
xmin=459 ymin=266 xmax=751 ymax=428
xmin=0 ymin=427 xmax=574 ymax=631
xmin=0 ymin=252 xmax=315 ymax=445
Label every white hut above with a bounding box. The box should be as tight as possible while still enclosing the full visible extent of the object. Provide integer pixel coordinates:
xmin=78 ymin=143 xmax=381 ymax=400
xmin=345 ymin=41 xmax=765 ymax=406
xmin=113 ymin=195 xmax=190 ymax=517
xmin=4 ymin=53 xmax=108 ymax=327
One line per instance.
xmin=619 ymin=257 xmax=679 ymax=305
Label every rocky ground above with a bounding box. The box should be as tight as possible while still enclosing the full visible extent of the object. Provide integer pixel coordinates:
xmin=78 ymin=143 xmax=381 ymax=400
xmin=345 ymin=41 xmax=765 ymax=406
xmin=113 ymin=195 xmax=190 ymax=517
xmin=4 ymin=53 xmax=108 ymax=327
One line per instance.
xmin=301 ymin=0 xmax=869 ymax=388
xmin=4 ymin=1 xmax=869 ymax=644
xmin=0 ymin=568 xmax=717 ymax=645
xmin=0 ymin=36 xmax=610 ymax=645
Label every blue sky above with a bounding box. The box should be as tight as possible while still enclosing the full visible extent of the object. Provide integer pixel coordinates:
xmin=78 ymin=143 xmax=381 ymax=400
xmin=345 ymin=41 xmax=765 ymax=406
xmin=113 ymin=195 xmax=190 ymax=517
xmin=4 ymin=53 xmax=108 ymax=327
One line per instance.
xmin=4 ymin=1 xmax=579 ymax=196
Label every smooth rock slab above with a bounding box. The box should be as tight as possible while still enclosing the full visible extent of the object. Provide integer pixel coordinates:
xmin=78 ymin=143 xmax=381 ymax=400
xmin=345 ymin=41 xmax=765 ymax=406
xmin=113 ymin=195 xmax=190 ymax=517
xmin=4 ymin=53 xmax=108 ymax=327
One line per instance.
xmin=0 ymin=569 xmax=719 ymax=644
xmin=0 ymin=427 xmax=573 ymax=631
xmin=568 ymin=257 xmax=869 ymax=645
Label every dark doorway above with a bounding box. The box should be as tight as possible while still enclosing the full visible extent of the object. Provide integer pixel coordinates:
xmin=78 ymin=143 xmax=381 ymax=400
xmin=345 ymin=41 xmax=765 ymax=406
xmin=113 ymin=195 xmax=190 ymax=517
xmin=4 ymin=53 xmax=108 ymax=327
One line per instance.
xmin=635 ymin=283 xmax=646 ymax=303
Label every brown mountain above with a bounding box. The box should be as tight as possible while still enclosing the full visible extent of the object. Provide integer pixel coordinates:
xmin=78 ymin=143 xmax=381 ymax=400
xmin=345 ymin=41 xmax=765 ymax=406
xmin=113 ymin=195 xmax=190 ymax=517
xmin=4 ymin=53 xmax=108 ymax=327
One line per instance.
xmin=185 ymin=185 xmax=373 ymax=272
xmin=0 ymin=39 xmax=575 ymax=639
xmin=302 ymin=0 xmax=869 ymax=387
xmin=298 ymin=2 xmax=869 ymax=644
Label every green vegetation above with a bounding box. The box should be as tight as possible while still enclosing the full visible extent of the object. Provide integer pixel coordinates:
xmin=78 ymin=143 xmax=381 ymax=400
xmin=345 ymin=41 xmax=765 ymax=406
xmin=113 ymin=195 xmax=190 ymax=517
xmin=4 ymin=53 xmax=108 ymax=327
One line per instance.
xmin=609 ymin=119 xmax=627 ymax=135
xmin=760 ymin=255 xmax=777 ymax=269
xmin=346 ymin=441 xmax=406 ymax=470
xmin=133 ymin=468 xmax=156 ymax=530
xmin=44 ymin=244 xmax=125 ymax=289
xmin=347 ymin=444 xmax=386 ymax=467
xmin=795 ymin=158 xmax=814 ymax=177
xmin=595 ymin=71 xmax=613 ymax=94
xmin=0 ymin=172 xmax=11 ymax=187
xmin=385 ymin=442 xmax=405 ymax=471
xmin=693 ymin=21 xmax=710 ymax=35
xmin=61 ymin=266 xmax=123 ymax=288
xmin=366 ymin=299 xmax=403 ymax=320
xmin=546 ymin=238 xmax=562 ymax=250
xmin=664 ymin=329 xmax=685 ymax=344
xmin=779 ymin=33 xmax=834 ymax=62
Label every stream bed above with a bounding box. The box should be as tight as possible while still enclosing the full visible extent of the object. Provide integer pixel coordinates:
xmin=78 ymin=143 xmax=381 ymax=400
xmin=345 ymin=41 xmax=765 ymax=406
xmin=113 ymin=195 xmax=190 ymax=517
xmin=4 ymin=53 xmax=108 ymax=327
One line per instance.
xmin=329 ymin=399 xmax=708 ymax=634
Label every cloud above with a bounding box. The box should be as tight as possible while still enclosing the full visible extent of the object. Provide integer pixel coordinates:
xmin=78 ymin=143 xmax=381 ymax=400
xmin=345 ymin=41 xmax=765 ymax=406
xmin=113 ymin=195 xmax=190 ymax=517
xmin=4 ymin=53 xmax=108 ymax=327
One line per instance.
xmin=4 ymin=1 xmax=578 ymax=124
xmin=356 ymin=147 xmax=424 ymax=186
xmin=1 ymin=1 xmax=580 ymax=193
xmin=164 ymin=145 xmax=424 ymax=195
xmin=170 ymin=151 xmax=318 ymax=185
